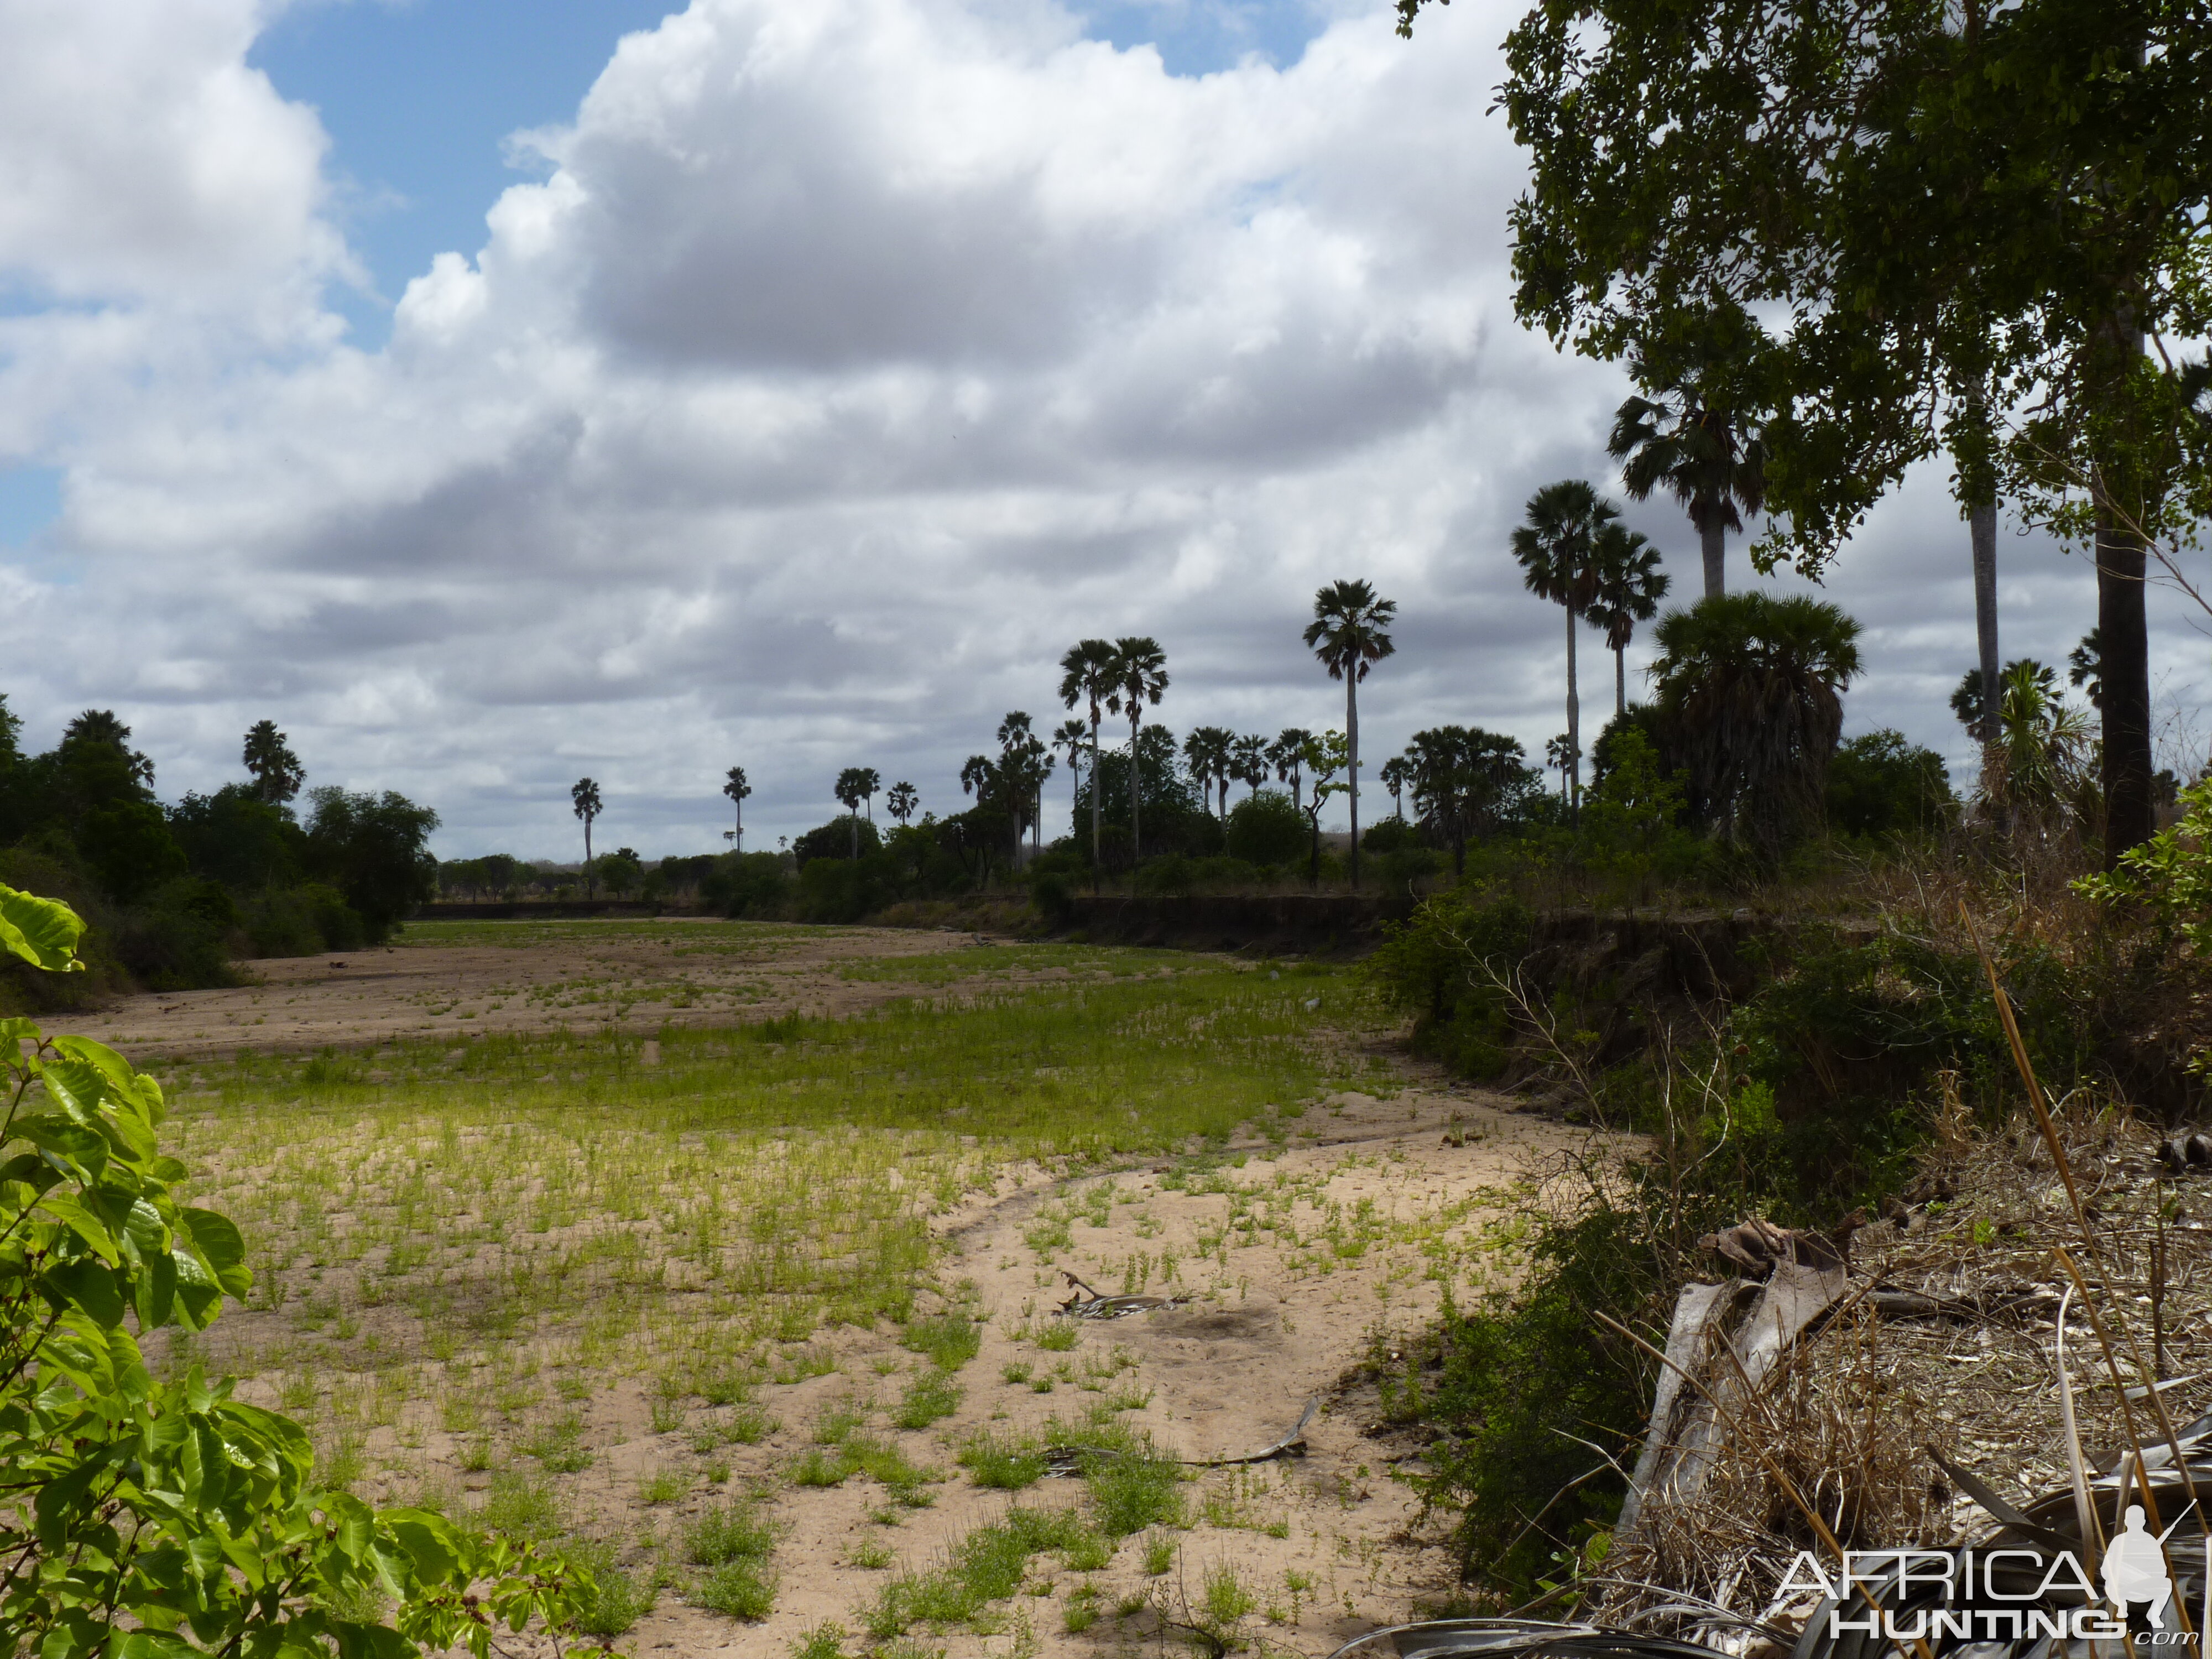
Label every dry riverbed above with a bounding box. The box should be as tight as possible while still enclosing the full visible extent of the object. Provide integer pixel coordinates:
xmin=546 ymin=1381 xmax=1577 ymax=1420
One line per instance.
xmin=82 ymin=920 xmax=1590 ymax=1657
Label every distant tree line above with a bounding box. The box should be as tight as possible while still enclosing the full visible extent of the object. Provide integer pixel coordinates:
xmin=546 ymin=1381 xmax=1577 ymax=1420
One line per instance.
xmin=0 ymin=701 xmax=440 ymax=1002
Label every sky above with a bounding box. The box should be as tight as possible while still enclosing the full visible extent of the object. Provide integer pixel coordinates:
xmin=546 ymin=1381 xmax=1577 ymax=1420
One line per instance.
xmin=0 ymin=0 xmax=2205 ymax=861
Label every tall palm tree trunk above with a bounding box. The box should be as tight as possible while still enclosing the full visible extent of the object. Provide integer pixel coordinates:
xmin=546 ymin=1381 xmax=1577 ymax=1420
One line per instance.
xmin=1564 ymin=602 xmax=1582 ymax=818
xmin=1970 ymin=497 xmax=2001 ymax=777
xmin=1614 ymin=642 xmax=1627 ymax=719
xmin=1089 ymin=716 xmax=1102 ymax=875
xmin=1345 ymin=675 xmax=1360 ymax=888
xmin=1700 ymin=518 xmax=1726 ymax=598
xmin=1129 ymin=711 xmax=1142 ymax=863
xmin=584 ymin=817 xmax=594 ymax=898
xmin=2098 ymin=503 xmax=2154 ymax=859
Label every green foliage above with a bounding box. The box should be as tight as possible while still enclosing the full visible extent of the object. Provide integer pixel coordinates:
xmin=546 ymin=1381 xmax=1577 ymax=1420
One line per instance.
xmin=864 ymin=1508 xmax=1092 ymax=1636
xmin=1381 ymin=1206 xmax=1659 ymax=1595
xmin=1223 ymin=789 xmax=1308 ymax=867
xmin=903 ymin=1311 xmax=981 ymax=1370
xmin=703 ymin=850 xmax=794 ymax=919
xmin=1368 ymin=885 xmax=1533 ymax=1079
xmin=892 ymin=1368 xmax=963 ymax=1430
xmin=1825 ymin=730 xmax=1954 ymax=840
xmin=794 ymin=815 xmax=881 ymax=866
xmin=2079 ymin=777 xmax=2212 ymax=1072
xmin=1359 ymin=816 xmax=1422 ymax=855
xmin=958 ymin=1431 xmax=1047 ymax=1490
xmin=1576 ymin=728 xmax=1695 ymax=900
xmin=565 ymin=1536 xmax=656 ymax=1636
xmin=0 ymin=883 xmax=592 ymax=1657
xmin=304 ymin=786 xmax=441 ymax=940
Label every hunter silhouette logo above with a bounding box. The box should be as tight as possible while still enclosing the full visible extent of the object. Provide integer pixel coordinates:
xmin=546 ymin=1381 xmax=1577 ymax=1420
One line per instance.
xmin=2106 ymin=1505 xmax=2183 ymax=1629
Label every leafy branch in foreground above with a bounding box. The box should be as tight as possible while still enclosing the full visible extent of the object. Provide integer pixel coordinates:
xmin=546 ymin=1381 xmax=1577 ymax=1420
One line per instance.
xmin=0 ymin=880 xmax=598 ymax=1658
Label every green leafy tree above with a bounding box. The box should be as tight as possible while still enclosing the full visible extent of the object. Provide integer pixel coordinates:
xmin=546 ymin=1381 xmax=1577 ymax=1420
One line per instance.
xmin=1648 ymin=593 xmax=1864 ymax=858
xmin=305 ymin=787 xmax=441 ymax=939
xmin=1298 ymin=731 xmax=1350 ymax=885
xmin=1578 ymin=727 xmax=1688 ymax=905
xmin=0 ymin=883 xmax=592 ymax=1656
xmin=722 ymin=765 xmax=751 ymax=852
xmin=1585 ymin=522 xmax=1671 ymax=718
xmin=599 ymin=846 xmax=645 ymax=898
xmin=1056 ymin=639 xmax=1120 ymax=869
xmin=1423 ymin=0 xmax=2212 ymax=860
xmin=1608 ymin=384 xmax=1767 ymax=599
xmin=241 ymin=719 xmax=304 ymax=806
xmin=1825 ymin=731 xmax=1954 ymax=841
xmin=1105 ymin=638 xmax=1168 ymax=862
xmin=570 ymin=778 xmax=602 ymax=896
xmin=1303 ymin=580 xmax=1397 ymax=887
xmin=1223 ymin=790 xmax=1308 ymax=867
xmin=1511 ymin=482 xmax=1613 ymax=814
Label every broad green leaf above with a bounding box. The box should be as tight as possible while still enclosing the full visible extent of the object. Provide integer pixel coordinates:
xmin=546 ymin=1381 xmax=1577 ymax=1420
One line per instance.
xmin=0 ymin=883 xmax=85 ymax=973
xmin=43 ymin=1258 xmax=124 ymax=1327
xmin=12 ymin=1114 xmax=110 ymax=1180
xmin=135 ymin=1249 xmax=177 ymax=1331
xmin=51 ymin=1036 xmax=133 ymax=1090
xmin=181 ymin=1208 xmax=250 ymax=1298
xmin=34 ymin=1191 xmax=120 ymax=1265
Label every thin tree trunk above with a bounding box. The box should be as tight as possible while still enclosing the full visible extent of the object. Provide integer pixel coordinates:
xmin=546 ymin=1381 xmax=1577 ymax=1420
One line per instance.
xmin=1614 ymin=641 xmax=1627 ymax=719
xmin=585 ymin=817 xmax=594 ymax=898
xmin=2095 ymin=304 xmax=2155 ymax=864
xmin=1565 ymin=601 xmax=1581 ymax=819
xmin=1700 ymin=518 xmax=1725 ymax=599
xmin=1970 ymin=497 xmax=2001 ymax=771
xmin=1089 ymin=713 xmax=1102 ymax=878
xmin=1129 ymin=712 xmax=1142 ymax=863
xmin=2099 ymin=503 xmax=2154 ymax=861
xmin=1347 ymin=674 xmax=1360 ymax=889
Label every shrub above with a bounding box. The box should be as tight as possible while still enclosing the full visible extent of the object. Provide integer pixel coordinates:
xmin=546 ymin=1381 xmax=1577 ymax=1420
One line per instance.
xmin=703 ymin=851 xmax=793 ymax=919
xmin=1358 ymin=816 xmax=1422 ymax=854
xmin=1134 ymin=854 xmax=1194 ymax=895
xmin=1224 ymin=790 xmax=1308 ymax=867
xmin=1366 ymin=885 xmax=1532 ymax=1079
xmin=1825 ymin=729 xmax=1954 ymax=839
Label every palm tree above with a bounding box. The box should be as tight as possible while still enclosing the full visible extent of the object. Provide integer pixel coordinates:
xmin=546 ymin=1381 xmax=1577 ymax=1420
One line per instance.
xmin=834 ymin=768 xmax=874 ymax=857
xmin=2068 ymin=629 xmax=2104 ymax=709
xmin=1608 ymin=383 xmax=1768 ymax=599
xmin=1511 ymin=480 xmax=1613 ymax=816
xmin=1051 ymin=719 xmax=1088 ymax=832
xmin=242 ymin=720 xmax=305 ymax=805
xmin=1269 ymin=729 xmax=1316 ymax=808
xmin=1545 ymin=735 xmax=1577 ymax=803
xmin=1057 ymin=639 xmax=1120 ymax=869
xmin=1649 ymin=593 xmax=1863 ymax=857
xmin=1984 ymin=660 xmax=2099 ymax=831
xmin=1584 ymin=524 xmax=1671 ymax=718
xmin=722 ymin=765 xmax=751 ymax=851
xmin=1182 ymin=727 xmax=1235 ymax=817
xmin=1303 ymin=579 xmax=1397 ymax=887
xmin=1232 ymin=734 xmax=1269 ymax=801
xmin=1951 ymin=659 xmax=2056 ymax=745
xmin=1105 ymin=637 xmax=1168 ymax=862
xmin=1410 ymin=727 xmax=1528 ymax=874
xmin=886 ymin=780 xmax=919 ymax=825
xmin=1379 ymin=754 xmax=1412 ymax=821
xmin=997 ymin=713 xmax=1051 ymax=858
xmin=570 ymin=778 xmax=603 ymax=896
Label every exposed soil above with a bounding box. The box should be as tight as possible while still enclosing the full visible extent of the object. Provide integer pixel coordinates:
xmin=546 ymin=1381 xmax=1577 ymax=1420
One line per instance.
xmin=73 ymin=921 xmax=997 ymax=1061
xmin=85 ymin=925 xmax=1601 ymax=1655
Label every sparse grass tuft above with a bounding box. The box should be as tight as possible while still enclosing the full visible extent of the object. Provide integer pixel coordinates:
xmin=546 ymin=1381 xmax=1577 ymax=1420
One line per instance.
xmin=1034 ymin=1321 xmax=1079 ymax=1353
xmin=864 ymin=1508 xmax=1093 ymax=1636
xmin=891 ymin=1369 xmax=962 ymax=1430
xmin=958 ymin=1430 xmax=1047 ymax=1491
xmin=902 ymin=1313 xmax=981 ymax=1371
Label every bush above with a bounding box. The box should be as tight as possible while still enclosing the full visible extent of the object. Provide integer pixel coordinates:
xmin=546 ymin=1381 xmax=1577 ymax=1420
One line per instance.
xmin=1359 ymin=816 xmax=1422 ymax=854
xmin=703 ymin=851 xmax=792 ymax=919
xmin=1224 ymin=790 xmax=1308 ymax=867
xmin=1825 ymin=729 xmax=1954 ymax=839
xmin=792 ymin=815 xmax=881 ymax=866
xmin=1367 ymin=885 xmax=1533 ymax=1079
xmin=1134 ymin=854 xmax=1194 ymax=895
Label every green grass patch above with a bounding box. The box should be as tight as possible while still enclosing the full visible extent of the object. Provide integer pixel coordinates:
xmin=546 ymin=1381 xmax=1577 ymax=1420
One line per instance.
xmin=892 ymin=1369 xmax=963 ymax=1430
xmin=902 ymin=1313 xmax=982 ymax=1371
xmin=863 ymin=1508 xmax=1094 ymax=1636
